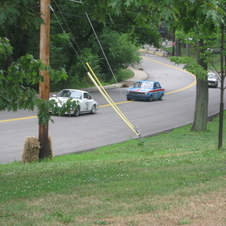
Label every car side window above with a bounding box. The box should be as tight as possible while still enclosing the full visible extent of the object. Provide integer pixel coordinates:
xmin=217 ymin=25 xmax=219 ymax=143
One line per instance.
xmin=87 ymin=93 xmax=92 ymax=100
xmin=59 ymin=90 xmax=70 ymax=97
xmin=70 ymin=91 xmax=82 ymax=99
xmin=83 ymin=93 xmax=92 ymax=99
xmin=155 ymin=83 xmax=160 ymax=88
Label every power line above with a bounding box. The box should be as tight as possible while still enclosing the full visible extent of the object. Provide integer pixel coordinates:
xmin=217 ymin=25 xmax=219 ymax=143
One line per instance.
xmin=52 ymin=11 xmax=160 ymax=31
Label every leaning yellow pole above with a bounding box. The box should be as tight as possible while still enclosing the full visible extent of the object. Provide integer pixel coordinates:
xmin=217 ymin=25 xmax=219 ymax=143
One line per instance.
xmin=87 ymin=72 xmax=140 ymax=137
xmin=86 ymin=62 xmax=135 ymax=129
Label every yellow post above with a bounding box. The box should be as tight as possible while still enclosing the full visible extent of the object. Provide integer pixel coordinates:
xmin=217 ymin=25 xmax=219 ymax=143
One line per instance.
xmin=87 ymin=72 xmax=140 ymax=137
xmin=86 ymin=62 xmax=135 ymax=129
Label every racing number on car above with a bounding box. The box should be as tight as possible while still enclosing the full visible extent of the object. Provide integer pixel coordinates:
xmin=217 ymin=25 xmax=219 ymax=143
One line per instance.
xmin=85 ymin=102 xmax=89 ymax=111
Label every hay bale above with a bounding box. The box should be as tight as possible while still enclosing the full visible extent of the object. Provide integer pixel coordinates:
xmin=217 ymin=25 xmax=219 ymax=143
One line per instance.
xmin=22 ymin=137 xmax=40 ymax=163
xmin=121 ymin=83 xmax=129 ymax=87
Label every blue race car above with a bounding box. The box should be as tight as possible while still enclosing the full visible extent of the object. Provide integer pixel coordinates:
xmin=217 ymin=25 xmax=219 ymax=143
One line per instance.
xmin=126 ymin=80 xmax=165 ymax=101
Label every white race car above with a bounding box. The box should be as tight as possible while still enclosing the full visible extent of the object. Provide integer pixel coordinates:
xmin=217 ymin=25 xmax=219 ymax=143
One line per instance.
xmin=49 ymin=89 xmax=98 ymax=116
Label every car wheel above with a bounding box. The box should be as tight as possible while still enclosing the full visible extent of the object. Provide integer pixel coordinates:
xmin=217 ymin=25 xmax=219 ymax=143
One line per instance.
xmin=127 ymin=97 xmax=131 ymax=101
xmin=159 ymin=94 xmax=163 ymax=100
xmin=148 ymin=95 xmax=153 ymax=102
xmin=215 ymin=83 xmax=218 ymax=88
xmin=73 ymin=106 xmax=80 ymax=117
xmin=91 ymin=105 xmax=97 ymax=114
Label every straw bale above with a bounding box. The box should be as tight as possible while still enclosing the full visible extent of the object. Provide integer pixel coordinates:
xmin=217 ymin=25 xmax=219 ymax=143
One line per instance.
xmin=22 ymin=137 xmax=40 ymax=163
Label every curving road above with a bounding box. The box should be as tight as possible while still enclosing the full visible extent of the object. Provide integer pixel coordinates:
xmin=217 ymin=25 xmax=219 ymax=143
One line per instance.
xmin=0 ymin=55 xmax=224 ymax=164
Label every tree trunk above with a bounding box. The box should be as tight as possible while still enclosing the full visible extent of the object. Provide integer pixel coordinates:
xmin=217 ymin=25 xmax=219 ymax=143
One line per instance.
xmin=175 ymin=39 xmax=181 ymax=56
xmin=191 ymin=78 xmax=208 ymax=131
xmin=190 ymin=40 xmax=208 ymax=132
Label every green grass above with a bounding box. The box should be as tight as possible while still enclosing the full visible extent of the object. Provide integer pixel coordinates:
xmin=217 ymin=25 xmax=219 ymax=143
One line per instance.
xmin=50 ymin=68 xmax=134 ymax=91
xmin=102 ymin=68 xmax=134 ymax=86
xmin=116 ymin=68 xmax=134 ymax=81
xmin=1 ymin=113 xmax=226 ymax=225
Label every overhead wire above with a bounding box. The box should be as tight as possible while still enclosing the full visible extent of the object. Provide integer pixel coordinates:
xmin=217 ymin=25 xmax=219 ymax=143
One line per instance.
xmin=51 ymin=10 xmax=160 ymax=31
xmin=85 ymin=12 xmax=117 ymax=84
xmin=85 ymin=12 xmax=141 ymax=135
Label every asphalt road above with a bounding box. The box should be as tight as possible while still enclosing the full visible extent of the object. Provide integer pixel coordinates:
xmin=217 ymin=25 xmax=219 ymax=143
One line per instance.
xmin=0 ymin=55 xmax=224 ymax=164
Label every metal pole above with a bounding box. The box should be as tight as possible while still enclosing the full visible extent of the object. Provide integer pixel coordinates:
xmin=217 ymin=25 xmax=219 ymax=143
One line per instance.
xmin=218 ymin=23 xmax=225 ymax=149
xmin=39 ymin=0 xmax=50 ymax=159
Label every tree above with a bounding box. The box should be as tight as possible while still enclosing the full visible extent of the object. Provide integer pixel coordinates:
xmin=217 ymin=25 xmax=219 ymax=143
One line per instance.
xmin=0 ymin=1 xmax=157 ymax=90
xmin=48 ymin=0 xmax=159 ymax=86
xmin=169 ymin=32 xmax=210 ymax=131
xmin=91 ymin=27 xmax=141 ymax=81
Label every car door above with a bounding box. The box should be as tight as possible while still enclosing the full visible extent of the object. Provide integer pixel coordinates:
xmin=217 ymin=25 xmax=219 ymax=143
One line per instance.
xmin=155 ymin=82 xmax=163 ymax=100
xmin=152 ymin=82 xmax=159 ymax=99
xmin=80 ymin=92 xmax=92 ymax=112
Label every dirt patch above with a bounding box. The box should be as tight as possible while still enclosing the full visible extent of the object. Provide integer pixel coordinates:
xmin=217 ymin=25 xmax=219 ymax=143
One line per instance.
xmin=76 ymin=190 xmax=226 ymax=225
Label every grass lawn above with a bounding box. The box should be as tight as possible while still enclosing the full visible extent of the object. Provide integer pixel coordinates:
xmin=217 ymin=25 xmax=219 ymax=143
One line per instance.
xmin=51 ymin=68 xmax=134 ymax=91
xmin=101 ymin=68 xmax=134 ymax=86
xmin=1 ymin=113 xmax=226 ymax=225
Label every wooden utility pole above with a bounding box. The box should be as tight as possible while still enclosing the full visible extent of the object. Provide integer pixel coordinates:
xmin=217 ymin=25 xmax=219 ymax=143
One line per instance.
xmin=39 ymin=0 xmax=50 ymax=159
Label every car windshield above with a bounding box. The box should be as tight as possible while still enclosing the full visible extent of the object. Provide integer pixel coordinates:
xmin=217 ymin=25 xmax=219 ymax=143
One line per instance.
xmin=57 ymin=90 xmax=82 ymax=99
xmin=133 ymin=81 xmax=154 ymax=89
xmin=208 ymin=74 xmax=217 ymax=78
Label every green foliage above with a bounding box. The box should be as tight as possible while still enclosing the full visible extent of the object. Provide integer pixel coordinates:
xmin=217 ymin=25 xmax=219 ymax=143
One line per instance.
xmin=0 ymin=0 xmax=43 ymax=63
xmin=1 ymin=53 xmax=43 ymax=112
xmin=0 ymin=37 xmax=13 ymax=62
xmin=38 ymin=98 xmax=78 ymax=124
xmin=68 ymin=48 xmax=102 ymax=88
xmin=170 ymin=56 xmax=208 ymax=80
xmin=113 ymin=68 xmax=134 ymax=83
xmin=94 ymin=0 xmax=225 ymax=33
xmin=93 ymin=27 xmax=141 ymax=81
xmin=0 ymin=0 xmax=42 ymax=30
xmin=132 ymin=25 xmax=161 ymax=47
xmin=8 ymin=54 xmax=44 ymax=84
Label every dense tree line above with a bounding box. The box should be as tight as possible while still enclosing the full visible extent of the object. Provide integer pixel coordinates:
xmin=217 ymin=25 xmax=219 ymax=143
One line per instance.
xmin=0 ymin=0 xmax=161 ymax=91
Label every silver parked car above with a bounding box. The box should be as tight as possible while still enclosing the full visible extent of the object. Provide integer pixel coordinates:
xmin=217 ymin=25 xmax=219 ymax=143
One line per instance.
xmin=207 ymin=72 xmax=218 ymax=88
xmin=49 ymin=89 xmax=98 ymax=116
